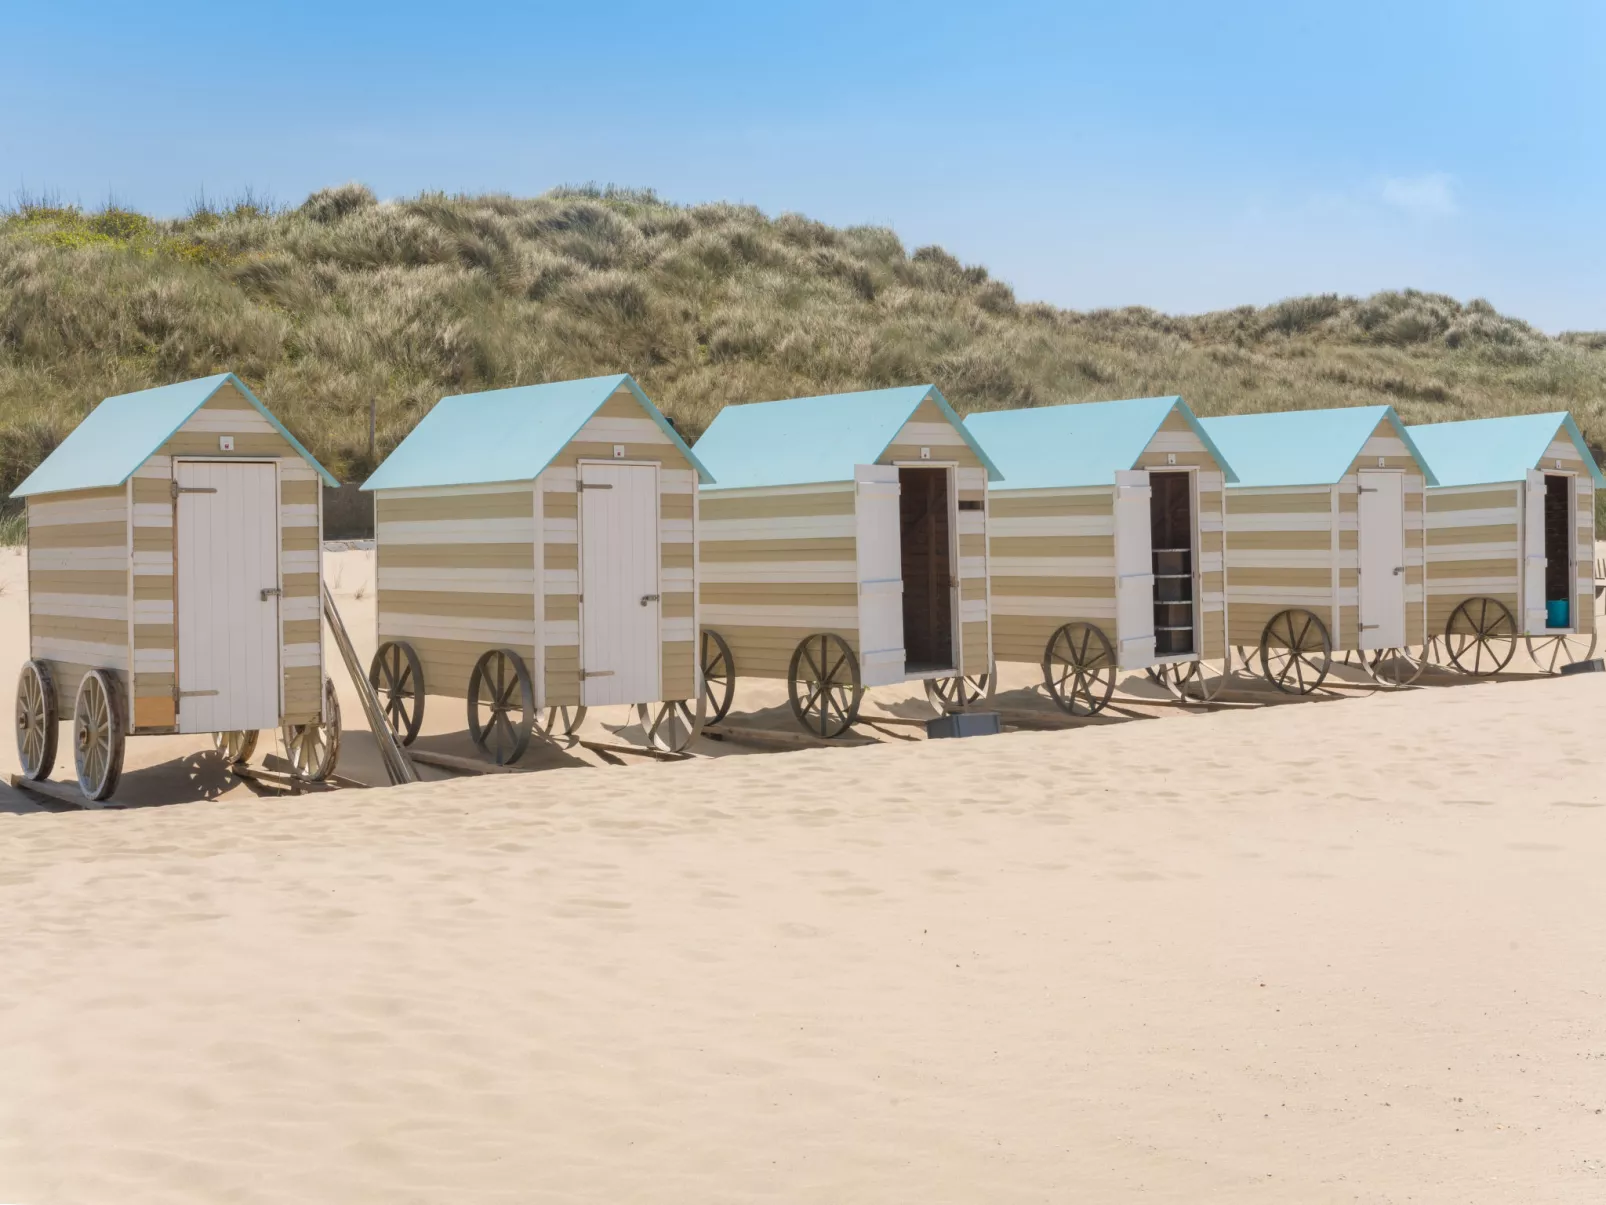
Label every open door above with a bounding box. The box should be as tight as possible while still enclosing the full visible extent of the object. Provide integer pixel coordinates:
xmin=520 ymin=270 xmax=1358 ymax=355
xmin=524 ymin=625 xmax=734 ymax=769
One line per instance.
xmin=1523 ymin=469 xmax=1548 ymax=635
xmin=1543 ymin=473 xmax=1573 ymax=630
xmin=1114 ymin=469 xmax=1156 ymax=669
xmin=1149 ymin=471 xmax=1195 ymax=656
xmin=897 ymin=466 xmax=954 ymax=675
xmin=855 ymin=464 xmax=905 ymax=687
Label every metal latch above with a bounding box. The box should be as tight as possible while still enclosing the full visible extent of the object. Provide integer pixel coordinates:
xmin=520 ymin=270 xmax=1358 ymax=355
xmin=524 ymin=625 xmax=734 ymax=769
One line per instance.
xmin=260 ymin=586 xmax=282 ymax=600
xmin=581 ymin=670 xmax=615 ymax=679
xmin=639 ymin=593 xmax=660 ymax=606
xmin=171 ymin=482 xmax=218 ymax=497
xmin=578 ymin=482 xmax=613 ymax=490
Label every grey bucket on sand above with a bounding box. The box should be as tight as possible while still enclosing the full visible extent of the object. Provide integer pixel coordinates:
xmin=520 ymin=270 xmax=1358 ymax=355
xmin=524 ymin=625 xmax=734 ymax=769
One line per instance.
xmin=926 ymin=712 xmax=1002 ymax=740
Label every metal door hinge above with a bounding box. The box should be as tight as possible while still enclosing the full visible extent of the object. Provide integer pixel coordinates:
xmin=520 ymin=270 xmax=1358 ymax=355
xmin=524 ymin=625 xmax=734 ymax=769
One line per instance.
xmin=171 ymin=482 xmax=218 ymax=497
xmin=1359 ymin=623 xmax=1379 ymax=630
xmin=581 ymin=670 xmax=615 ymax=679
xmin=639 ymin=593 xmax=660 ymax=606
xmin=260 ymin=586 xmax=282 ymax=600
xmin=1358 ymin=486 xmax=1379 ymax=493
xmin=578 ymin=482 xmax=613 ymax=490
xmin=177 ymin=689 xmax=220 ymax=698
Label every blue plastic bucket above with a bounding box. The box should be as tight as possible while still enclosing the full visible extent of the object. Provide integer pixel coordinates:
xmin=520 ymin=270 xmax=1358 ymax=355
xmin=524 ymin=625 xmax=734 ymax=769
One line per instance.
xmin=1546 ymin=598 xmax=1571 ymax=629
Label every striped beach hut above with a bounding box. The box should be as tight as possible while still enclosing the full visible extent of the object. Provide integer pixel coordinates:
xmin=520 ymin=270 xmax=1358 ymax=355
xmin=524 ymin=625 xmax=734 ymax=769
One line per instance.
xmin=691 ymin=386 xmax=1001 ymax=736
xmin=11 ymin=373 xmax=341 ymax=801
xmin=1408 ymin=413 xmax=1602 ymax=674
xmin=361 ymin=375 xmax=714 ymax=760
xmin=964 ymin=397 xmax=1237 ymax=711
xmin=1197 ymin=405 xmax=1436 ymax=691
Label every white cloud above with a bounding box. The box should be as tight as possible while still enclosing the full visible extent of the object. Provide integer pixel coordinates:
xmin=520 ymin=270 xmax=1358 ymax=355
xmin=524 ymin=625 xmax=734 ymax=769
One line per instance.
xmin=1380 ymin=173 xmax=1457 ymax=219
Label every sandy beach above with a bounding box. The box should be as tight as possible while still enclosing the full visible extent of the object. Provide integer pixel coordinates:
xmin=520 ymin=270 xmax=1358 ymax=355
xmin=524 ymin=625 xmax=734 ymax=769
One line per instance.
xmin=1 ymin=548 xmax=1604 ymax=1202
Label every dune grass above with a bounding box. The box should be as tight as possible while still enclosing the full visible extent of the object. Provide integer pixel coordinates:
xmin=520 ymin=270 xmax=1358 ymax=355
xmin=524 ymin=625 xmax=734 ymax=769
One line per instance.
xmin=3 ymin=184 xmax=1603 ymax=520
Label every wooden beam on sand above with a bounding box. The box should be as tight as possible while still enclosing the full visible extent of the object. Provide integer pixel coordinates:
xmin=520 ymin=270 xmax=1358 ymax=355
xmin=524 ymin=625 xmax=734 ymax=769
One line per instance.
xmin=701 ymin=723 xmax=877 ymax=750
xmin=574 ymin=739 xmax=694 ymax=763
xmin=8 ymin=774 xmax=90 ymax=808
xmin=406 ymin=749 xmax=527 ymax=776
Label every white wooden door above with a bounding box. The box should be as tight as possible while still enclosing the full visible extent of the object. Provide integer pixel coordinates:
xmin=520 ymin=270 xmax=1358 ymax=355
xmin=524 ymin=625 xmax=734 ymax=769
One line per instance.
xmin=855 ymin=464 xmax=905 ymax=687
xmin=175 ymin=461 xmax=281 ymax=733
xmin=580 ymin=462 xmax=661 ymax=706
xmin=1522 ymin=469 xmax=1548 ymax=635
xmin=1113 ymin=469 xmax=1156 ymax=669
xmin=1356 ymin=471 xmax=1406 ymax=649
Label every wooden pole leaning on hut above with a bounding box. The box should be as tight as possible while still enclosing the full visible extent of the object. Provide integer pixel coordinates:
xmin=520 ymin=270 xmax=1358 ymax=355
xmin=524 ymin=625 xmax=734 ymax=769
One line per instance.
xmin=322 ymin=582 xmax=419 ymax=786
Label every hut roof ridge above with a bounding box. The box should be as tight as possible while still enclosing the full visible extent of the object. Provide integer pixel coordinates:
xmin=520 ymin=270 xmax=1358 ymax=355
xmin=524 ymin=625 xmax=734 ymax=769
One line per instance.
xmin=963 ymin=396 xmax=1235 ymax=489
xmin=11 ymin=373 xmax=337 ymax=498
xmin=361 ymin=374 xmax=711 ymax=491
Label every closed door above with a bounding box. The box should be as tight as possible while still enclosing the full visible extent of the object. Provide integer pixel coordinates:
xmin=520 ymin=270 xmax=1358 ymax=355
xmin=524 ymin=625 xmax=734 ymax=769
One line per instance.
xmin=580 ymin=462 xmax=661 ymax=706
xmin=1356 ymin=471 xmax=1406 ymax=649
xmin=175 ymin=461 xmax=282 ymax=733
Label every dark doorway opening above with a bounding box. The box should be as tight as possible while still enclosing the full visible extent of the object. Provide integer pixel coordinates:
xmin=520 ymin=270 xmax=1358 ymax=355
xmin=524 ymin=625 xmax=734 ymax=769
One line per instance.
xmin=1149 ymin=471 xmax=1195 ymax=656
xmin=1544 ymin=474 xmax=1572 ymax=624
xmin=899 ymin=466 xmax=954 ymax=672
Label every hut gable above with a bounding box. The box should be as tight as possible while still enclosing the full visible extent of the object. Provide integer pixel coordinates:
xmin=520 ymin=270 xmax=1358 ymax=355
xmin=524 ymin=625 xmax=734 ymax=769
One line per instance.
xmin=694 ymin=385 xmax=1000 ymax=492
xmin=1199 ymin=405 xmax=1433 ymax=489
xmin=1409 ymin=413 xmax=1605 ymax=488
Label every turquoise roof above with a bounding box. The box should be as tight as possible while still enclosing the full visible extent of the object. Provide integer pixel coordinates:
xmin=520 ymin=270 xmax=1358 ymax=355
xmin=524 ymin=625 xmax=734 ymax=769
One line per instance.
xmin=1198 ymin=405 xmax=1437 ymax=487
xmin=362 ymin=374 xmax=711 ymax=491
xmin=13 ymin=373 xmax=337 ymax=497
xmin=1408 ymin=412 xmax=1605 ymax=488
xmin=693 ymin=385 xmax=1001 ymax=490
xmin=963 ymin=396 xmax=1235 ymax=490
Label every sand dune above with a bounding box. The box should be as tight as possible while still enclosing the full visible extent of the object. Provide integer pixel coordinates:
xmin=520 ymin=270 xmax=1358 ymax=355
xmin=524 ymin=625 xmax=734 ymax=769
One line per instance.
xmin=2 ymin=626 xmax=1604 ymax=1201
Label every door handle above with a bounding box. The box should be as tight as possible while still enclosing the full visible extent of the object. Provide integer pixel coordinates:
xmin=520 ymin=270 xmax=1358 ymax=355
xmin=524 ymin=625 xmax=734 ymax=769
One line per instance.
xmin=639 ymin=593 xmax=660 ymax=606
xmin=1393 ymin=566 xmax=1404 ymax=575
xmin=260 ymin=586 xmax=282 ymax=600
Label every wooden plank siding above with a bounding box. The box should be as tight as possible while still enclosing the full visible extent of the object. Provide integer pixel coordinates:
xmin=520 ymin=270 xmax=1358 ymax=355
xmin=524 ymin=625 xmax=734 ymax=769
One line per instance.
xmin=987 ymin=405 xmax=1228 ymax=667
xmin=699 ymin=481 xmax=861 ymax=680
xmin=25 ymin=485 xmax=130 ymax=721
xmin=371 ymin=382 xmax=699 ymax=709
xmin=1225 ymin=417 xmax=1427 ymax=651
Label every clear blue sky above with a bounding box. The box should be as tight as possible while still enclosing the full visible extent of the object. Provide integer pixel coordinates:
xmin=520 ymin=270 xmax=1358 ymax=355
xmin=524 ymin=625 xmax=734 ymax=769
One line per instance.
xmin=5 ymin=0 xmax=1603 ymax=330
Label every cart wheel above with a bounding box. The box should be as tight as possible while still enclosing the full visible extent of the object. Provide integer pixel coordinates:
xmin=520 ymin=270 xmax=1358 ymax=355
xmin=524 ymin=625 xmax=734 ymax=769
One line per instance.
xmin=1444 ymin=598 xmax=1517 ymax=677
xmin=787 ymin=633 xmax=863 ymax=738
xmin=924 ymin=667 xmax=995 ymax=713
xmin=15 ymin=659 xmax=58 ymax=781
xmin=283 ymin=680 xmax=341 ymax=782
xmin=214 ymin=730 xmax=259 ymax=766
xmin=537 ymin=705 xmax=587 ymax=739
xmin=1160 ymin=653 xmax=1234 ymax=704
xmin=1258 ymin=609 xmax=1332 ymax=695
xmin=1525 ymin=629 xmax=1598 ymax=674
xmin=1363 ymin=648 xmax=1426 ymax=688
xmin=1040 ymin=622 xmax=1116 ymax=716
xmin=369 ymin=640 xmax=424 ymax=745
xmin=73 ymin=669 xmax=124 ymax=803
xmin=468 ymin=648 xmax=534 ymax=765
xmin=638 ymin=699 xmax=702 ymax=753
xmin=700 ymin=629 xmax=736 ymax=725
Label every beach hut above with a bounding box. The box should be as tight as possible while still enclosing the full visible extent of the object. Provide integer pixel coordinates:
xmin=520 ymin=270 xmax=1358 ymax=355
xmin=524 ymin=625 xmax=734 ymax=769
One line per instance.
xmin=1408 ymin=413 xmax=1602 ymax=675
xmin=691 ymin=386 xmax=1001 ymax=736
xmin=964 ymin=397 xmax=1237 ymax=711
xmin=1197 ymin=406 xmax=1437 ymax=692
xmin=360 ymin=375 xmax=714 ymax=760
xmin=10 ymin=373 xmax=342 ymax=801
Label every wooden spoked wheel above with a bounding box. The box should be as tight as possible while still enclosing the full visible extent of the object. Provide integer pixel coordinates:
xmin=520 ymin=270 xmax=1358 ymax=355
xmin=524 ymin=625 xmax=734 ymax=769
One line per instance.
xmin=537 ymin=705 xmax=587 ymax=739
xmin=638 ymin=699 xmax=702 ymax=753
xmin=369 ymin=640 xmax=425 ymax=745
xmin=924 ymin=667 xmax=995 ymax=713
xmin=73 ymin=669 xmax=124 ymax=803
xmin=283 ymin=680 xmax=342 ymax=781
xmin=700 ymin=629 xmax=735 ymax=725
xmin=15 ymin=659 xmax=58 ymax=781
xmin=1444 ymin=598 xmax=1517 ymax=677
xmin=1258 ymin=609 xmax=1332 ymax=695
xmin=1525 ymin=630 xmax=1598 ymax=674
xmin=1160 ymin=655 xmax=1233 ymax=704
xmin=214 ymin=730 xmax=260 ymax=766
xmin=467 ymin=648 xmax=534 ymax=765
xmin=787 ymin=633 xmax=863 ymax=738
xmin=1040 ymin=622 xmax=1116 ymax=716
xmin=1363 ymin=648 xmax=1426 ymax=688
